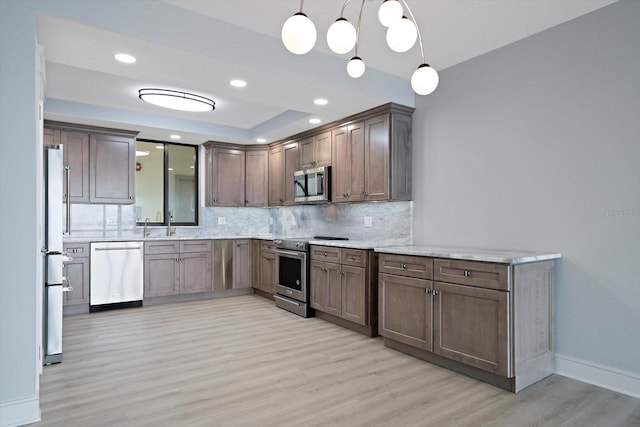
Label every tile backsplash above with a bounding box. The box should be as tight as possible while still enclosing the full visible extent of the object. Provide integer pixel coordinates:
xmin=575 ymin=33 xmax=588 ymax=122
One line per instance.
xmin=65 ymin=201 xmax=412 ymax=244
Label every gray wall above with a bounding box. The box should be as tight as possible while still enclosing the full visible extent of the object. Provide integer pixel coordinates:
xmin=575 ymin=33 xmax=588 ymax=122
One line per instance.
xmin=413 ymin=1 xmax=640 ymax=377
xmin=0 ymin=1 xmax=40 ymax=424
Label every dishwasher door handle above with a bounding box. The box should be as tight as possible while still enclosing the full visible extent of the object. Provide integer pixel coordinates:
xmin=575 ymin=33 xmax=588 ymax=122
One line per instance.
xmin=94 ymin=246 xmax=142 ymax=251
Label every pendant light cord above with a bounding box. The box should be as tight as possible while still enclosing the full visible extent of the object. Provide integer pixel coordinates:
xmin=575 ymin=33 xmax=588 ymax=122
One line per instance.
xmin=299 ymin=0 xmax=305 ymax=13
xmin=355 ymin=0 xmax=365 ymax=56
xmin=400 ymin=0 xmax=425 ymax=64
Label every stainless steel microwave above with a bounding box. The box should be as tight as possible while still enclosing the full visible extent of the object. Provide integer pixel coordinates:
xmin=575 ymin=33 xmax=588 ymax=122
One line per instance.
xmin=294 ymin=166 xmax=331 ymax=204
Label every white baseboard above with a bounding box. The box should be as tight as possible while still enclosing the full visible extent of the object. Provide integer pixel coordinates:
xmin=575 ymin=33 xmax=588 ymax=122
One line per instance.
xmin=0 ymin=396 xmax=40 ymax=427
xmin=554 ymin=354 xmax=640 ymax=399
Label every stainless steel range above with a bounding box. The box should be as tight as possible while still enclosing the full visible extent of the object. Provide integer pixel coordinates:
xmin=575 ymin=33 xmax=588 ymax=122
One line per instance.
xmin=273 ymin=238 xmax=312 ymax=317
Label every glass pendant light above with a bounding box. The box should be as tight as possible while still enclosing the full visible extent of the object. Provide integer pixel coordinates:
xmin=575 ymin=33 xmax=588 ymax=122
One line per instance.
xmin=411 ymin=64 xmax=439 ymax=95
xmin=378 ymin=0 xmax=403 ymax=28
xmin=281 ymin=2 xmax=317 ymax=55
xmin=347 ymin=57 xmax=366 ymax=78
xmin=327 ymin=18 xmax=357 ymax=54
xmin=386 ymin=16 xmax=417 ymax=53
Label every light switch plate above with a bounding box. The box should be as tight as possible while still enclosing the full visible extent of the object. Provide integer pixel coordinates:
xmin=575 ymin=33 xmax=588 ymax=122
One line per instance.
xmin=364 ymin=216 xmax=373 ymax=227
xmin=217 ymin=216 xmax=226 ymax=225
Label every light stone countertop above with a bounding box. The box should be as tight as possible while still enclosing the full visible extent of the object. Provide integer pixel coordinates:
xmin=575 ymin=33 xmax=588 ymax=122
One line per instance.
xmin=63 ymin=235 xmax=275 ymax=244
xmin=374 ymin=245 xmax=561 ymax=265
xmin=308 ymin=239 xmax=406 ymax=250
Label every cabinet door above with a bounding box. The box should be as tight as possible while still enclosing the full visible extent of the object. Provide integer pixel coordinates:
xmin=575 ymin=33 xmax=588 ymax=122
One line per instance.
xmin=283 ymin=143 xmax=299 ymax=206
xmin=63 ymin=257 xmax=89 ymax=305
xmin=259 ymin=251 xmax=276 ymax=294
xmin=180 ymin=252 xmax=213 ymax=293
xmin=310 ymin=260 xmax=328 ymax=311
xmin=364 ymin=114 xmax=390 ymax=201
xmin=325 ymin=262 xmax=342 ymax=317
xmin=433 ymin=281 xmax=509 ymax=376
xmin=61 ymin=130 xmax=90 ymax=203
xmin=211 ymin=147 xmax=245 ymax=206
xmin=341 ymin=265 xmax=366 ymax=325
xmin=89 ymin=133 xmax=135 ymax=204
xmin=233 ymin=239 xmax=253 ymax=288
xmin=298 ymin=137 xmax=315 ymax=169
xmin=379 ymin=273 xmax=432 ymax=350
xmin=314 ymin=131 xmax=332 ymax=167
xmin=268 ymin=146 xmax=284 ymax=206
xmin=204 ymin=145 xmax=214 ymax=206
xmin=332 ymin=122 xmax=364 ymax=202
xmin=144 ymin=254 xmax=179 ymax=297
xmin=245 ymin=149 xmax=268 ymax=207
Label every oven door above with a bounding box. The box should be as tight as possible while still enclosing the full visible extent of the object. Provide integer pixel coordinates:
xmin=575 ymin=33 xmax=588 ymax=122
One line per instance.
xmin=275 ymin=249 xmax=308 ymax=302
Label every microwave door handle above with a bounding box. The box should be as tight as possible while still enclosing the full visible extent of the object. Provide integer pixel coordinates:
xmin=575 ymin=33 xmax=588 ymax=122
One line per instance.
xmin=295 ymin=180 xmax=307 ymax=196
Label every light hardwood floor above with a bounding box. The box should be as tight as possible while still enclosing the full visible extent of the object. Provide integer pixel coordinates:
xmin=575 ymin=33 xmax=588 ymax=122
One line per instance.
xmin=35 ymin=295 xmax=639 ymax=427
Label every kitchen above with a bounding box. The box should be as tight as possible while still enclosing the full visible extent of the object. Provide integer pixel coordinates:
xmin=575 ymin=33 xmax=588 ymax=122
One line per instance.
xmin=1 ymin=1 xmax=639 ymax=426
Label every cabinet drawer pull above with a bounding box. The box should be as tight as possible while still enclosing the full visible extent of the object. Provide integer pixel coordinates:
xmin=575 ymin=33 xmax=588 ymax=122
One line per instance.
xmin=433 ymin=290 xmax=439 ymax=296
xmin=426 ymin=288 xmax=431 ymax=294
xmin=401 ymin=263 xmax=407 ymax=269
xmin=464 ymin=270 xmax=472 ymax=277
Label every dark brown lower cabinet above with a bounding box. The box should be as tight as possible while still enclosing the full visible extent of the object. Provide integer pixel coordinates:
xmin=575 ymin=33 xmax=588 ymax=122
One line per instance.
xmin=310 ymin=246 xmax=376 ymax=335
xmin=144 ymin=240 xmax=212 ymax=297
xmin=378 ymin=253 xmax=555 ymax=392
xmin=63 ymin=243 xmax=90 ymax=306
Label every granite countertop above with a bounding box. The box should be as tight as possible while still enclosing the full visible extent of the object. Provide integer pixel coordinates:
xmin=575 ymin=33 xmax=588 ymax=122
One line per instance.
xmin=63 ymin=234 xmax=274 ymax=244
xmin=374 ymin=245 xmax=561 ymax=265
xmin=308 ymin=239 xmax=403 ymax=250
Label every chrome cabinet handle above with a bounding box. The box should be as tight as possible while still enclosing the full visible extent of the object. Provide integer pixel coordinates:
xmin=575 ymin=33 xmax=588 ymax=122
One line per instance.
xmin=464 ymin=270 xmax=472 ymax=277
xmin=65 ymin=166 xmax=71 ymax=235
xmin=401 ymin=263 xmax=407 ymax=269
xmin=426 ymin=288 xmax=431 ymax=294
xmin=433 ymin=290 xmax=439 ymax=296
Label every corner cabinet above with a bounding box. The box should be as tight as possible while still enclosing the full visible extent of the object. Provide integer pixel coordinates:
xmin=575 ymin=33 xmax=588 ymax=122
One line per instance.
xmin=310 ymin=245 xmax=378 ymax=336
xmin=378 ymin=252 xmax=556 ymax=393
xmin=204 ymin=143 xmax=269 ymax=207
xmin=44 ymin=122 xmax=137 ymax=204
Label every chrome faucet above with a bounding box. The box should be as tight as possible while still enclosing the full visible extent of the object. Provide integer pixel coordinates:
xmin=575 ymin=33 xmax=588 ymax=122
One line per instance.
xmin=143 ymin=218 xmax=151 ymax=237
xmin=167 ymin=210 xmax=175 ymax=236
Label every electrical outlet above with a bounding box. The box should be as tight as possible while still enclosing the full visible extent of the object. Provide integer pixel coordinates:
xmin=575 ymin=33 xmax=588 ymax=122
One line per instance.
xmin=217 ymin=216 xmax=226 ymax=225
xmin=364 ymin=216 xmax=373 ymax=227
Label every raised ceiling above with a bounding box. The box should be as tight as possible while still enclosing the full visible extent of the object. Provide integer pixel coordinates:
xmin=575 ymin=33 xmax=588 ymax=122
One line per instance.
xmin=38 ymin=0 xmax=616 ymax=145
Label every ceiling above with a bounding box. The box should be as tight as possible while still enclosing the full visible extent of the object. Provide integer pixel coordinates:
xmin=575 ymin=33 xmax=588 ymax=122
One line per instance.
xmin=38 ymin=0 xmax=616 ymax=145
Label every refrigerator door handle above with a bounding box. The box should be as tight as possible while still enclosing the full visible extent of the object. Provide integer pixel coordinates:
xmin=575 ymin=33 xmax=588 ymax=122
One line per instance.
xmin=65 ymin=165 xmax=71 ymax=235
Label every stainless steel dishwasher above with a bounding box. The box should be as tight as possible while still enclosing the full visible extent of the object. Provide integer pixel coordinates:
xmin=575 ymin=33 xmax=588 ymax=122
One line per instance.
xmin=90 ymin=241 xmax=144 ymax=310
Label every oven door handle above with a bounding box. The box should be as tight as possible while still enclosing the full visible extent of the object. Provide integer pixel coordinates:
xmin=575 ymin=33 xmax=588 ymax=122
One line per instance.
xmin=275 ymin=249 xmax=305 ymax=259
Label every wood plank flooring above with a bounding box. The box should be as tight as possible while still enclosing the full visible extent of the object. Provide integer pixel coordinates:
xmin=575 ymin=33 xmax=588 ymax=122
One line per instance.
xmin=35 ymin=295 xmax=640 ymax=427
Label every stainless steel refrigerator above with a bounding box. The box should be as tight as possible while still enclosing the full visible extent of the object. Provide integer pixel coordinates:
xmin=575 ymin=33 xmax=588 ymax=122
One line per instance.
xmin=43 ymin=146 xmax=66 ymax=364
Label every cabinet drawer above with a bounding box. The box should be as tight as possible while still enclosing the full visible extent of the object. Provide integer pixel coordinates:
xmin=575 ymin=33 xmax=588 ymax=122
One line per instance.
xmin=261 ymin=240 xmax=275 ymax=252
xmin=379 ymin=253 xmax=433 ymax=279
xmin=434 ymin=259 xmax=509 ymax=291
xmin=144 ymin=241 xmax=179 ymax=254
xmin=310 ymin=245 xmax=341 ymax=263
xmin=180 ymin=240 xmax=212 ymax=253
xmin=342 ymin=248 xmax=367 ymax=267
xmin=63 ymin=243 xmax=90 ymax=258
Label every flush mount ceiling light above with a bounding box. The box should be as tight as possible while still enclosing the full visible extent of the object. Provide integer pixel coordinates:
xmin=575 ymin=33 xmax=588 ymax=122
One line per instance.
xmin=170 ymin=134 xmax=181 ymax=140
xmin=256 ymin=138 xmax=267 ymax=143
xmin=309 ymin=118 xmax=321 ymax=124
xmin=281 ymin=0 xmax=439 ymax=95
xmin=138 ymin=88 xmax=215 ymax=112
xmin=314 ymin=98 xmax=329 ymax=106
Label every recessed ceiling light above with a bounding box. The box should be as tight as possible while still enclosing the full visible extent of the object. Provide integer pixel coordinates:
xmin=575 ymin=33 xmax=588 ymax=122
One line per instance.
xmin=139 ymin=88 xmax=215 ymax=112
xmin=170 ymin=134 xmax=181 ymax=140
xmin=309 ymin=118 xmax=321 ymax=124
xmin=115 ymin=53 xmax=136 ymax=64
xmin=256 ymin=138 xmax=267 ymax=143
xmin=314 ymin=98 xmax=328 ymax=105
xmin=230 ymin=79 xmax=247 ymax=88
xmin=135 ymin=150 xmax=149 ymax=157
